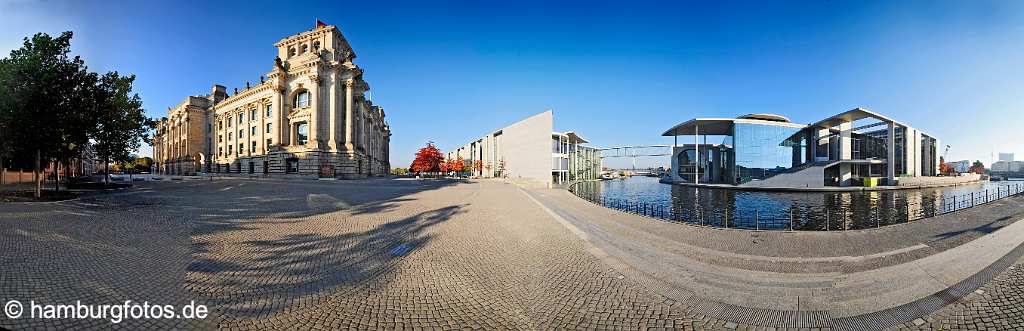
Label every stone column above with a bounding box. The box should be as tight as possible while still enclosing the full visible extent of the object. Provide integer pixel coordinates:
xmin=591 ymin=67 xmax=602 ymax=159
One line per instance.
xmin=344 ymin=80 xmax=354 ymax=151
xmin=309 ymin=75 xmax=320 ymax=148
xmin=259 ymin=102 xmax=266 ymax=154
xmin=328 ymin=72 xmax=338 ymax=150
xmin=275 ymin=89 xmax=286 ymax=146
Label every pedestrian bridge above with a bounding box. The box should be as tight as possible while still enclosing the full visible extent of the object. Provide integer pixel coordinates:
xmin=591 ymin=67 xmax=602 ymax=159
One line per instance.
xmin=598 ymin=145 xmax=672 ymax=158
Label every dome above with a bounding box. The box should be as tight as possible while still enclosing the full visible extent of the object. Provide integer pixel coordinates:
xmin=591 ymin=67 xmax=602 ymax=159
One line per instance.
xmin=736 ymin=113 xmax=791 ymax=123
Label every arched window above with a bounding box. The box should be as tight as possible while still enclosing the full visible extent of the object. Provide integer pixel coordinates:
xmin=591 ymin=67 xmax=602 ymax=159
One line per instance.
xmin=301 ymin=44 xmax=308 ymax=54
xmin=294 ymin=90 xmax=310 ymax=108
xmin=288 ymin=47 xmax=296 ymax=58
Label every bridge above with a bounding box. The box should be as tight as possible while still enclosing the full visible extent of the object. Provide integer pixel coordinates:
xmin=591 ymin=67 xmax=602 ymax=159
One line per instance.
xmin=597 ymin=145 xmax=673 ymax=170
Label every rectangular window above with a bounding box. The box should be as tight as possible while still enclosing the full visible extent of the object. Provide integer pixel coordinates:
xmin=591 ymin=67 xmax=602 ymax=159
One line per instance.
xmin=251 ymin=126 xmax=256 ymax=135
xmin=228 ymin=145 xmax=233 ymax=154
xmin=239 ymin=129 xmax=244 ymax=139
xmin=238 ymin=113 xmax=243 ymax=124
xmin=266 ymin=104 xmax=272 ymax=117
xmin=218 ymin=135 xmax=222 ymax=142
xmin=250 ymin=109 xmax=257 ymax=120
xmin=238 ymin=143 xmax=243 ymax=154
xmin=218 ymin=120 xmax=222 ymax=130
xmin=266 ymin=138 xmax=272 ymax=150
xmin=296 ymin=122 xmax=309 ymax=145
xmin=286 ymin=158 xmax=299 ymax=173
xmin=266 ymin=123 xmax=272 ymax=133
xmin=228 ymin=132 xmax=232 ymax=140
xmin=218 ymin=147 xmax=223 ymax=156
xmin=250 ymin=141 xmax=256 ymax=153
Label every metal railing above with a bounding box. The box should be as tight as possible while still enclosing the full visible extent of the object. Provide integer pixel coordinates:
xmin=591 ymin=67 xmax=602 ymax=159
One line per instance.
xmin=569 ymin=182 xmax=1024 ymax=231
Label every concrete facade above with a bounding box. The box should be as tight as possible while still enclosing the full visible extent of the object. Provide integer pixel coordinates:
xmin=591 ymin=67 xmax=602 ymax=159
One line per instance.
xmin=446 ymin=110 xmax=600 ymax=188
xmin=152 ymin=24 xmax=390 ymax=178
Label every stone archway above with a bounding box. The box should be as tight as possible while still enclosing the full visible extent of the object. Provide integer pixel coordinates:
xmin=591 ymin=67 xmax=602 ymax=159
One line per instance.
xmin=195 ymin=153 xmax=205 ymax=174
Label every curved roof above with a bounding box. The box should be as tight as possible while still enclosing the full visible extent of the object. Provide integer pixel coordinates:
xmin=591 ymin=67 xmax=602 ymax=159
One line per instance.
xmin=661 ymin=118 xmax=806 ymax=136
xmin=736 ymin=113 xmax=790 ymax=122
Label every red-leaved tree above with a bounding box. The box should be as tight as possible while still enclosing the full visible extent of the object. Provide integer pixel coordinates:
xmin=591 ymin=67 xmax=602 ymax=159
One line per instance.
xmin=411 ymin=142 xmax=444 ymax=175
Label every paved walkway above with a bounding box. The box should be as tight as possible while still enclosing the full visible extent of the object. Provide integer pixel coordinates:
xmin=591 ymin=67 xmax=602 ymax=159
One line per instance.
xmin=526 ymin=188 xmax=1024 ymax=329
xmin=1 ymin=179 xmax=1022 ymax=330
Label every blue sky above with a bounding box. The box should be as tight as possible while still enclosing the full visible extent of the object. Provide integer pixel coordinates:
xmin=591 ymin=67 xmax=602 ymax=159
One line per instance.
xmin=3 ymin=0 xmax=1023 ymax=169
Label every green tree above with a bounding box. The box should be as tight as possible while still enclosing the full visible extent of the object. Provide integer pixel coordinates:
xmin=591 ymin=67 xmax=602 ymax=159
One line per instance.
xmin=91 ymin=72 xmax=152 ymax=184
xmin=0 ymin=32 xmax=95 ymax=197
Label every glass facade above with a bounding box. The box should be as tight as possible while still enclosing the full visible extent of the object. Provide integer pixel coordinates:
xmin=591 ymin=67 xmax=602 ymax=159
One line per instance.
xmin=733 ymin=123 xmax=806 ymax=184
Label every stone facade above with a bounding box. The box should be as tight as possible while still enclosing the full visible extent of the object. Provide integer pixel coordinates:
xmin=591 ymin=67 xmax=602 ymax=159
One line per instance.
xmin=152 ymin=24 xmax=391 ymax=178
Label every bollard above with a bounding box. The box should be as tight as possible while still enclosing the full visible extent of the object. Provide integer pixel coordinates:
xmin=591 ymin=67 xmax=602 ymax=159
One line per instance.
xmin=971 ymin=192 xmax=975 ymax=207
xmin=755 ymin=209 xmax=759 ymax=231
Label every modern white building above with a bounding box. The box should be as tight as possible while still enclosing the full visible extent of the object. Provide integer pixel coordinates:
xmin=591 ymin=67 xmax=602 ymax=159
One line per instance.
xmin=446 ymin=110 xmax=600 ymax=188
xmin=992 ymin=160 xmax=1024 ymax=173
xmin=662 ymin=108 xmax=940 ymax=188
xmin=999 ymin=153 xmax=1015 ymax=162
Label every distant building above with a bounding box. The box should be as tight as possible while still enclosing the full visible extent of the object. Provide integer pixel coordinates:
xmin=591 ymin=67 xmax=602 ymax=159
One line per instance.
xmin=952 ymin=160 xmax=971 ymax=173
xmin=662 ymin=108 xmax=940 ymax=188
xmin=999 ymin=153 xmax=1014 ymax=162
xmin=445 ymin=110 xmax=601 ymax=187
xmin=992 ymin=160 xmax=1024 ymax=173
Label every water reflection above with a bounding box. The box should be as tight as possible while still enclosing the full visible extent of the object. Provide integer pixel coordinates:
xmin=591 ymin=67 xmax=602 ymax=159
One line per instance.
xmin=573 ymin=176 xmax=1024 ymax=231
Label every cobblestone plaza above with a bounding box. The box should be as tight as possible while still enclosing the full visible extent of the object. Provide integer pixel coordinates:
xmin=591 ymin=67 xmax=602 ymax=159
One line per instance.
xmin=1 ymin=178 xmax=1023 ymax=330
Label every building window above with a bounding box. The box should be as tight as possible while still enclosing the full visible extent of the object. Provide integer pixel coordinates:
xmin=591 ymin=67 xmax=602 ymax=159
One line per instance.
xmin=227 ymin=119 xmax=232 ymax=128
xmin=251 ymin=126 xmax=256 ymax=136
xmin=266 ymin=138 xmax=272 ymax=150
xmin=250 ymin=141 xmax=256 ymax=153
xmin=228 ymin=132 xmax=232 ymax=141
xmin=266 ymin=123 xmax=272 ymax=133
xmin=218 ymin=147 xmax=223 ymax=156
xmin=218 ymin=120 xmax=222 ymax=130
xmin=301 ymin=44 xmax=308 ymax=54
xmin=237 ymin=113 xmax=244 ymax=124
xmin=294 ymin=90 xmax=310 ymax=108
xmin=313 ymin=41 xmax=320 ymax=51
xmin=286 ymin=158 xmax=299 ymax=173
xmin=250 ymin=109 xmax=257 ymax=120
xmin=228 ymin=145 xmax=233 ymax=154
xmin=266 ymin=104 xmax=272 ymax=117
xmin=288 ymin=47 xmax=296 ymax=57
xmin=238 ymin=143 xmax=244 ymax=154
xmin=296 ymin=122 xmax=309 ymax=145
xmin=239 ymin=129 xmax=244 ymax=139
xmin=218 ymin=135 xmax=222 ymax=142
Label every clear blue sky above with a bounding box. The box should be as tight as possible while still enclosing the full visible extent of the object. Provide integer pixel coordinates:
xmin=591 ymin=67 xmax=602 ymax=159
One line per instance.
xmin=3 ymin=0 xmax=1023 ymax=169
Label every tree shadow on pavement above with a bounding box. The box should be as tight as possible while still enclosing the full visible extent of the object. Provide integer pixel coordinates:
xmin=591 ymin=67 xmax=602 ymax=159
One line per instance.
xmin=186 ymin=204 xmax=466 ymax=318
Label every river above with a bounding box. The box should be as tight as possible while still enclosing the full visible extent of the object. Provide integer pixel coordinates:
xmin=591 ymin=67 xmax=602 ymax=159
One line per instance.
xmin=571 ymin=176 xmax=1024 ymax=231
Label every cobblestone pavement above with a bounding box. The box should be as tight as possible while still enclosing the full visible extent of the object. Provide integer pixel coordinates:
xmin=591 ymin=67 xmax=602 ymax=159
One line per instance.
xmin=0 ymin=179 xmax=726 ymax=330
xmin=887 ymin=255 xmax=1024 ymax=331
xmin=1 ymin=178 xmax=1022 ymax=330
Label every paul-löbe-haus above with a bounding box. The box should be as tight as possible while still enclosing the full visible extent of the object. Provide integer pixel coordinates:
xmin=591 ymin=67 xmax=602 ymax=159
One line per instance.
xmin=153 ymin=23 xmax=391 ymax=178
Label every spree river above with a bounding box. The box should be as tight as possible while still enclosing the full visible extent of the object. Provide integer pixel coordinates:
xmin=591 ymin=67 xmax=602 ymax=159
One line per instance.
xmin=571 ymin=176 xmax=1024 ymax=231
